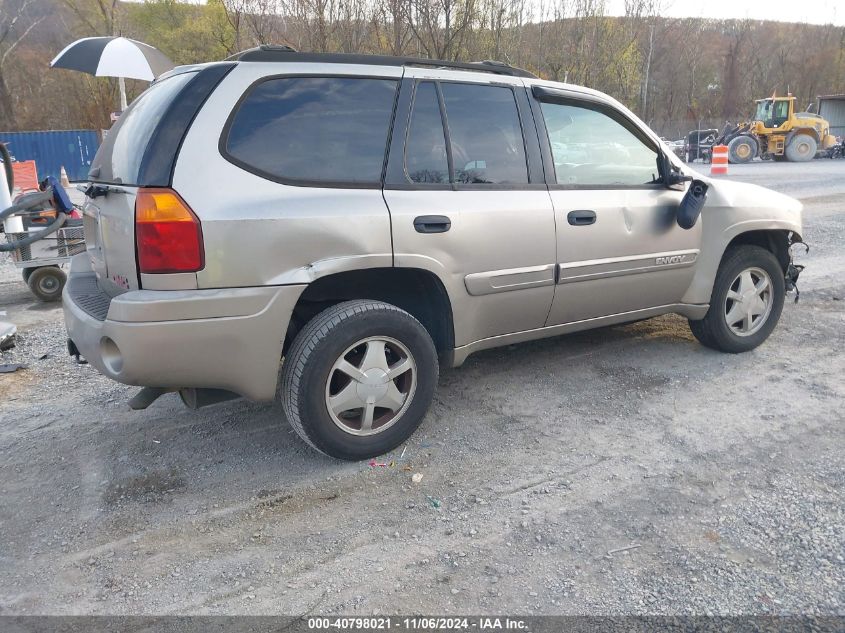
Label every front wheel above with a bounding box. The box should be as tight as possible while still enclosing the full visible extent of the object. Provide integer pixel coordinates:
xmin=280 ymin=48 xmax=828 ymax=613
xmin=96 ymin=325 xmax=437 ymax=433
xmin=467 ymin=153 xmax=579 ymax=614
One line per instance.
xmin=727 ymin=135 xmax=757 ymax=163
xmin=688 ymin=246 xmax=785 ymax=353
xmin=280 ymin=300 xmax=438 ymax=460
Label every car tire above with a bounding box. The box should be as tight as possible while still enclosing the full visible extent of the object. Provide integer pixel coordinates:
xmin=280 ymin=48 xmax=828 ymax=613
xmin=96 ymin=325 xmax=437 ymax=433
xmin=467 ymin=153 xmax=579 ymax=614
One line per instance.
xmin=727 ymin=135 xmax=757 ymax=163
xmin=27 ymin=266 xmax=66 ymax=302
xmin=688 ymin=246 xmax=785 ymax=353
xmin=785 ymin=133 xmax=817 ymax=162
xmin=280 ymin=300 xmax=438 ymax=461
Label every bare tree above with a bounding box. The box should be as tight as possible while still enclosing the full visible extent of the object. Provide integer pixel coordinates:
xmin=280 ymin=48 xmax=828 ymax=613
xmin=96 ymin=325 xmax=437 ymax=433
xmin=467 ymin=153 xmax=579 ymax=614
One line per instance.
xmin=0 ymin=0 xmax=43 ymax=128
xmin=228 ymin=0 xmax=294 ymax=48
xmin=1 ymin=0 xmax=844 ymax=136
xmin=372 ymin=0 xmax=412 ymax=55
xmin=59 ymin=0 xmax=121 ymax=36
xmin=721 ymin=19 xmax=752 ymax=119
xmin=335 ymin=0 xmax=371 ymax=53
xmin=406 ymin=0 xmax=479 ymax=60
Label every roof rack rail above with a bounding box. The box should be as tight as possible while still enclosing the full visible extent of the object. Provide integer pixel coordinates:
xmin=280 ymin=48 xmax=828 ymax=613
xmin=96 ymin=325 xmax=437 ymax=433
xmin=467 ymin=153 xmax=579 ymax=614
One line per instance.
xmin=226 ymin=46 xmax=537 ymax=79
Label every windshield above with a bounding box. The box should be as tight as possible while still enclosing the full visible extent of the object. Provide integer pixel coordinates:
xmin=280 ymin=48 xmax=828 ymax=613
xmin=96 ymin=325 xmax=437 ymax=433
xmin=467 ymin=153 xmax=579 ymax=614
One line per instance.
xmin=755 ymin=99 xmax=773 ymax=123
xmin=89 ymin=72 xmax=195 ymax=185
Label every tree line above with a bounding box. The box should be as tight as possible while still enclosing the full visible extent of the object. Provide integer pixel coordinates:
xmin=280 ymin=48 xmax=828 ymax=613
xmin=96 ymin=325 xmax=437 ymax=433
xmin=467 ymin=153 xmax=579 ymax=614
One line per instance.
xmin=1 ymin=0 xmax=844 ymax=139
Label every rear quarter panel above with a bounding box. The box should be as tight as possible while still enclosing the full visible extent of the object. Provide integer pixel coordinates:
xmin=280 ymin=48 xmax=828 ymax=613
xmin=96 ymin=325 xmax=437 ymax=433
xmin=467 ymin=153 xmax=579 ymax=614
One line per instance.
xmin=172 ymin=62 xmax=402 ymax=289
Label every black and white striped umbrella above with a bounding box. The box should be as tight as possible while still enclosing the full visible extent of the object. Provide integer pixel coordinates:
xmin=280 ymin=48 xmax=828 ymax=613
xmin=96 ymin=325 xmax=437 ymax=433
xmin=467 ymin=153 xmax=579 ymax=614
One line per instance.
xmin=50 ymin=37 xmax=175 ymax=111
xmin=50 ymin=36 xmax=174 ymax=81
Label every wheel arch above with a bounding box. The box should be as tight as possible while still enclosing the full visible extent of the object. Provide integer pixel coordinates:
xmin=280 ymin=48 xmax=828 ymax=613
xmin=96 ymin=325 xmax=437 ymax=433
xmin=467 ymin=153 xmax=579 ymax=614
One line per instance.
xmin=284 ymin=267 xmax=455 ymax=358
xmin=788 ymin=127 xmax=820 ymax=144
xmin=724 ymin=229 xmax=795 ymax=273
xmin=682 ymin=225 xmax=801 ymax=305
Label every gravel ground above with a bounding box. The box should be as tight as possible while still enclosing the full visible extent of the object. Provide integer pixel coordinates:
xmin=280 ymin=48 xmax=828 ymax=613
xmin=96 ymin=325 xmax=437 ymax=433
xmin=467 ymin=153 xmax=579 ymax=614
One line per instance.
xmin=0 ymin=160 xmax=843 ymax=616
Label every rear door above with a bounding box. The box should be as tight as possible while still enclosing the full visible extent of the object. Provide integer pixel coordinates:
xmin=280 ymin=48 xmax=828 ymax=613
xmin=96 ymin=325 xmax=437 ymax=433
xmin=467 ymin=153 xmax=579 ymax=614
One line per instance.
xmin=531 ymin=87 xmax=702 ymax=325
xmin=383 ymin=70 xmax=556 ymax=347
xmin=82 ymin=186 xmax=139 ymax=293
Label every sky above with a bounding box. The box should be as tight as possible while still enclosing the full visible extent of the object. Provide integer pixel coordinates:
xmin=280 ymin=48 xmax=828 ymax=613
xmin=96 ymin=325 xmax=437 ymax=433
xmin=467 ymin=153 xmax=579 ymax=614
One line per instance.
xmin=605 ymin=0 xmax=844 ymax=26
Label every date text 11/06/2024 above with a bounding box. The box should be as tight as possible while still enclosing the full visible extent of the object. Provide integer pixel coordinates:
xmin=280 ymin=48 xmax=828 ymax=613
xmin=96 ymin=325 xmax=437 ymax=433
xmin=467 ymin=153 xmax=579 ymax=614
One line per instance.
xmin=307 ymin=617 xmax=529 ymax=630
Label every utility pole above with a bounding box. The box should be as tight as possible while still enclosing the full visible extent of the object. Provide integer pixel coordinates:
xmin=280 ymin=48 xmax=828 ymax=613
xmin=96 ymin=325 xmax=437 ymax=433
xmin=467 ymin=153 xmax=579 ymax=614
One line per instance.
xmin=642 ymin=22 xmax=655 ymax=118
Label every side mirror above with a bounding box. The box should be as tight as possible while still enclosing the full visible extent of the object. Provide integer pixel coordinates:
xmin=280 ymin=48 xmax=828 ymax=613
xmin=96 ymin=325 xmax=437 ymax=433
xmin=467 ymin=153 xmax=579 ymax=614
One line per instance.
xmin=659 ymin=151 xmax=692 ymax=190
xmin=677 ymin=179 xmax=709 ymax=230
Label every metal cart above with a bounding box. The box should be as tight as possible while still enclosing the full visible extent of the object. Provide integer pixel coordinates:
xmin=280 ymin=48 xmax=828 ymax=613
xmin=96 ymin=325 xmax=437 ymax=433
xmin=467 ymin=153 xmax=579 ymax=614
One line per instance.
xmin=5 ymin=221 xmax=85 ymax=301
xmin=2 ymin=141 xmax=83 ymax=302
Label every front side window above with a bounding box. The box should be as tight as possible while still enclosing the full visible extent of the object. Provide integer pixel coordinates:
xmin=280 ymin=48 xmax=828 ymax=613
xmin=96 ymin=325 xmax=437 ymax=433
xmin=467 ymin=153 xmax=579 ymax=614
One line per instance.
xmin=225 ymin=77 xmax=398 ymax=184
xmin=541 ymin=101 xmax=659 ymax=187
xmin=441 ymin=83 xmax=528 ymax=185
xmin=772 ymin=100 xmax=790 ymax=126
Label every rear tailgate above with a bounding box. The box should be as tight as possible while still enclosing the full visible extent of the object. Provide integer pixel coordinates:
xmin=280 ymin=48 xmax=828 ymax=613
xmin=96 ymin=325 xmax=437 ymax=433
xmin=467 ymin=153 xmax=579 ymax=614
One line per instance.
xmin=83 ymin=187 xmax=139 ymax=292
xmin=82 ymin=63 xmax=234 ymax=292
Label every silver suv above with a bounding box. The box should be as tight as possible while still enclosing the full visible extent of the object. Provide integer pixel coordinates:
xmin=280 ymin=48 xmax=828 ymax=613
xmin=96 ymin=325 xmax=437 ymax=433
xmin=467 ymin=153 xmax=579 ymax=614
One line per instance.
xmin=63 ymin=47 xmax=804 ymax=460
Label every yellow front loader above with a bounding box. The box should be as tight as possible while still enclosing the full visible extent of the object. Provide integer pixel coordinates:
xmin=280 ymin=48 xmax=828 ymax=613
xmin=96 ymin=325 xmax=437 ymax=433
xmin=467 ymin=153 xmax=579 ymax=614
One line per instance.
xmin=718 ymin=95 xmax=837 ymax=163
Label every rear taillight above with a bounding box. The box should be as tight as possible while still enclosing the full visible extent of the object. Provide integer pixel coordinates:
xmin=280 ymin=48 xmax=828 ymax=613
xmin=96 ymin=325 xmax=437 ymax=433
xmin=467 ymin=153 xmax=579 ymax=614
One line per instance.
xmin=135 ymin=188 xmax=204 ymax=274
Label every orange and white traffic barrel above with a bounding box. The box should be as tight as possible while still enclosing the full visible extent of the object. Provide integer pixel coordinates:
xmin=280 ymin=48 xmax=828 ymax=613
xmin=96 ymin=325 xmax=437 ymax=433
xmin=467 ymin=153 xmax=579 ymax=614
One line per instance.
xmin=711 ymin=145 xmax=728 ymax=175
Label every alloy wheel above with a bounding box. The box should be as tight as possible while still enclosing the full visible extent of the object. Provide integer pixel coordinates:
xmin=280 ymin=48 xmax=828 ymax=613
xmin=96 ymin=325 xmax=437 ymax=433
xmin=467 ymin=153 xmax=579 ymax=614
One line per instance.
xmin=324 ymin=336 xmax=417 ymax=436
xmin=724 ymin=267 xmax=774 ymax=336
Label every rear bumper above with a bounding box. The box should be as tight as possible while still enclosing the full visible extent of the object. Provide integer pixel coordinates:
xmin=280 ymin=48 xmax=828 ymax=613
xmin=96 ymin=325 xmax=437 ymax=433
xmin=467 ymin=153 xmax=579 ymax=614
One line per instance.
xmin=62 ymin=254 xmax=305 ymax=401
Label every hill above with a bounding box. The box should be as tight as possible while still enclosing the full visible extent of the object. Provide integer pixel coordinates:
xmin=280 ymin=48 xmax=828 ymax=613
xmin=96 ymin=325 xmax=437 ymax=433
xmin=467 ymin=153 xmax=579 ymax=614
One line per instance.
xmin=1 ymin=0 xmax=844 ymax=136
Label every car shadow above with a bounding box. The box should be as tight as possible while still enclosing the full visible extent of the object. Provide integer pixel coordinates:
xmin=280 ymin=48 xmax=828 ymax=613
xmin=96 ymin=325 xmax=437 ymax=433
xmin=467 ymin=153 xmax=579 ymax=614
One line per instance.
xmin=2 ymin=310 xmax=720 ymax=535
xmin=84 ymin=314 xmax=702 ymax=490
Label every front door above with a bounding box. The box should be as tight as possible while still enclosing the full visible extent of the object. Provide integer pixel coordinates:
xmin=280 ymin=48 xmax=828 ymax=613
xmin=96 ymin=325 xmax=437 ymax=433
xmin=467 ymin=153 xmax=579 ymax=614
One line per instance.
xmin=383 ymin=72 xmax=557 ymax=347
xmin=532 ymin=90 xmax=702 ymax=325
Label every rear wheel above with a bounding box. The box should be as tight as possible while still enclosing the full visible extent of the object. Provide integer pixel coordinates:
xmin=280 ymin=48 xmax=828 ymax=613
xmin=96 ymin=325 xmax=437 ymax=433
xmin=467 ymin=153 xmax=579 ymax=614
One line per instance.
xmin=688 ymin=246 xmax=785 ymax=353
xmin=727 ymin=135 xmax=757 ymax=163
xmin=785 ymin=133 xmax=817 ymax=162
xmin=280 ymin=300 xmax=438 ymax=460
xmin=27 ymin=266 xmax=66 ymax=302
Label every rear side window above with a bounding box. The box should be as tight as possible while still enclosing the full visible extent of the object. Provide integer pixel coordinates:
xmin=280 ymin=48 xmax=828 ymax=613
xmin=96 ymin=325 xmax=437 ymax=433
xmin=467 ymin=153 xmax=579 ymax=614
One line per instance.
xmin=91 ymin=71 xmax=195 ymax=185
xmin=225 ymin=77 xmax=398 ymax=185
xmin=441 ymin=83 xmax=528 ymax=185
xmin=405 ymin=82 xmax=449 ymax=183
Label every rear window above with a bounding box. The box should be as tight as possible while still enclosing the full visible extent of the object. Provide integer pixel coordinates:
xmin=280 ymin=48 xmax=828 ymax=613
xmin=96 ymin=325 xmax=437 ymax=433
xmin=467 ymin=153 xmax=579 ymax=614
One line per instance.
xmin=90 ymin=72 xmax=195 ymax=185
xmin=223 ymin=76 xmax=398 ymax=185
